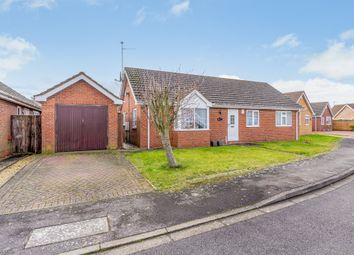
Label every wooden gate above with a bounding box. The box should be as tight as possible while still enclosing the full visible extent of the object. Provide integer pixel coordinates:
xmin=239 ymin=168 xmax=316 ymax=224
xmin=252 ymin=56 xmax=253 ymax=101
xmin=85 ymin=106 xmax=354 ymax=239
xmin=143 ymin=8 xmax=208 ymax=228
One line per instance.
xmin=56 ymin=105 xmax=108 ymax=152
xmin=11 ymin=115 xmax=41 ymax=154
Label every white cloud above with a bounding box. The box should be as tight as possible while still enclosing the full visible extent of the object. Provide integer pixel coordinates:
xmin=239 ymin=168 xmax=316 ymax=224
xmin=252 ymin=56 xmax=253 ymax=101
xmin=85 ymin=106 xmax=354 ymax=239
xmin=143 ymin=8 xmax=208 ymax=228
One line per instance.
xmin=271 ymin=34 xmax=300 ymax=48
xmin=301 ymin=42 xmax=354 ymax=80
xmin=340 ymin=29 xmax=354 ymax=41
xmin=171 ymin=0 xmax=190 ymax=16
xmin=219 ymin=74 xmax=240 ymax=80
xmin=134 ymin=7 xmax=146 ymax=25
xmin=273 ymin=78 xmax=354 ymax=105
xmin=0 ymin=0 xmax=55 ymax=10
xmin=0 ymin=34 xmax=38 ymax=79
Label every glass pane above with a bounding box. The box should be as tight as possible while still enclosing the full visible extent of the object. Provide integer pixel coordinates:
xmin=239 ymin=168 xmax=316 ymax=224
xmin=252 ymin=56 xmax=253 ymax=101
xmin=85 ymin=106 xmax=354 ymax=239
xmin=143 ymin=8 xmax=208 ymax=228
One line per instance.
xmin=246 ymin=111 xmax=252 ymax=126
xmin=230 ymin=115 xmax=235 ymax=125
xmin=195 ymin=108 xmax=207 ymax=129
xmin=287 ymin=111 xmax=292 ymax=126
xmin=276 ymin=112 xmax=281 ymax=126
xmin=254 ymin=111 xmax=259 ymax=126
xmin=181 ymin=108 xmax=194 ymax=129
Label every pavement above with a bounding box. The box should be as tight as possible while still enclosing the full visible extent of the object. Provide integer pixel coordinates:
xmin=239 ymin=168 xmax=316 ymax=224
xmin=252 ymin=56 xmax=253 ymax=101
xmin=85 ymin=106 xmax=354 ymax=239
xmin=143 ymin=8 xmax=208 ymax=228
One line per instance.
xmin=132 ymin=174 xmax=354 ymax=255
xmin=318 ymin=130 xmax=354 ymax=138
xmin=0 ymin=139 xmax=354 ymax=254
xmin=0 ymin=152 xmax=152 ymax=215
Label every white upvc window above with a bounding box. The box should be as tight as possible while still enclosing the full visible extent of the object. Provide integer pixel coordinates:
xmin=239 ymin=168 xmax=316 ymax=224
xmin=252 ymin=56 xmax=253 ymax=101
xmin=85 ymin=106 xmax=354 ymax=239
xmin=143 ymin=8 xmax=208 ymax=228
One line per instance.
xmin=132 ymin=109 xmax=137 ymax=129
xmin=16 ymin=106 xmax=22 ymax=115
xmin=276 ymin=111 xmax=292 ymax=127
xmin=246 ymin=110 xmax=259 ymax=127
xmin=177 ymin=108 xmax=208 ymax=130
xmin=326 ymin=116 xmax=332 ymax=125
xmin=122 ymin=112 xmax=126 ymax=126
xmin=321 ymin=117 xmax=324 ymax=125
xmin=305 ymin=115 xmax=310 ymax=125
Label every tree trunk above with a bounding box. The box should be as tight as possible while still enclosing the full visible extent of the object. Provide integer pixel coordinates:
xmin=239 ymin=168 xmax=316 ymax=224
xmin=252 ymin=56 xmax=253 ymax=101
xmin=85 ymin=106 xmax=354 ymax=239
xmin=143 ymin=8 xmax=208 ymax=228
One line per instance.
xmin=160 ymin=130 xmax=178 ymax=168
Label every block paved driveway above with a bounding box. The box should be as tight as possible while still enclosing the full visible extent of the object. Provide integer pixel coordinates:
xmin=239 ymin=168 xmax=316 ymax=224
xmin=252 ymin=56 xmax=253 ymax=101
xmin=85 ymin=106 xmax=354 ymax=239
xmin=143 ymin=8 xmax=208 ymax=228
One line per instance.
xmin=0 ymin=152 xmax=152 ymax=215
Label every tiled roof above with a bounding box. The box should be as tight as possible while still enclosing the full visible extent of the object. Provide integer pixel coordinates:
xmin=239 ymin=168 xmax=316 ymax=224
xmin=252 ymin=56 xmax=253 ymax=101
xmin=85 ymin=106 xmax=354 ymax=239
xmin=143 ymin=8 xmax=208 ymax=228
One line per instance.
xmin=125 ymin=67 xmax=301 ymax=110
xmin=0 ymin=81 xmax=41 ymax=110
xmin=34 ymin=72 xmax=119 ymax=100
xmin=311 ymin=102 xmax=329 ymax=116
xmin=332 ymin=104 xmax=354 ymax=116
xmin=283 ymin=91 xmax=304 ymax=103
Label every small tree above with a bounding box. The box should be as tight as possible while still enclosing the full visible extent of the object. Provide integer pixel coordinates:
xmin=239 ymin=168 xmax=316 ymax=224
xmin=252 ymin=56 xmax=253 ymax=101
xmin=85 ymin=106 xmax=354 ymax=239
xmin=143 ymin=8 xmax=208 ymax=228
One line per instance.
xmin=143 ymin=71 xmax=199 ymax=168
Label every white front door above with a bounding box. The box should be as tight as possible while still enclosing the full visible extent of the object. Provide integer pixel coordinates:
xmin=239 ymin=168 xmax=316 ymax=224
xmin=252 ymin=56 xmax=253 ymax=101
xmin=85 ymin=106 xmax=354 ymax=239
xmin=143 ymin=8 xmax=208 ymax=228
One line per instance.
xmin=228 ymin=109 xmax=239 ymax=142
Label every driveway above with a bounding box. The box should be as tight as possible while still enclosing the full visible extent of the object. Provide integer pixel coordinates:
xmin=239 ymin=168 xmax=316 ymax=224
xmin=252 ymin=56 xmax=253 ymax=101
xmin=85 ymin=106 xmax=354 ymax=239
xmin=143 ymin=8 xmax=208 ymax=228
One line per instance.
xmin=0 ymin=152 xmax=152 ymax=215
xmin=317 ymin=131 xmax=354 ymax=138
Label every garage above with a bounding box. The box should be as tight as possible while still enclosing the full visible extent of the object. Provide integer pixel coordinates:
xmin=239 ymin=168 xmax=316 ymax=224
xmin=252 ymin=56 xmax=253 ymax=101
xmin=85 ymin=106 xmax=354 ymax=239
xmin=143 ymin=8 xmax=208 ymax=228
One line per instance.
xmin=56 ymin=105 xmax=108 ymax=152
xmin=34 ymin=72 xmax=123 ymax=153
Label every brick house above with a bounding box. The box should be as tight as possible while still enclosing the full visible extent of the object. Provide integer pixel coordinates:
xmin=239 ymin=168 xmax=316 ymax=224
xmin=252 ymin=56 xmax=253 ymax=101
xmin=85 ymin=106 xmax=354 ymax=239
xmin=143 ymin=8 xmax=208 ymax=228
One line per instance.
xmin=284 ymin=91 xmax=315 ymax=135
xmin=34 ymin=72 xmax=122 ymax=153
xmin=332 ymin=104 xmax=354 ymax=120
xmin=311 ymin=102 xmax=333 ymax=132
xmin=0 ymin=82 xmax=41 ymax=159
xmin=121 ymin=67 xmax=302 ymax=149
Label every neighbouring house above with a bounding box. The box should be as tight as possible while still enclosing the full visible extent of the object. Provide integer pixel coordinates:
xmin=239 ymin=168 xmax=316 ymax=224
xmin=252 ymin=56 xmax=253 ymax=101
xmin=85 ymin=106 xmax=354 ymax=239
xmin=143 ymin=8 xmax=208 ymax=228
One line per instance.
xmin=0 ymin=82 xmax=41 ymax=159
xmin=34 ymin=72 xmax=123 ymax=153
xmin=121 ymin=67 xmax=302 ymax=149
xmin=284 ymin=91 xmax=315 ymax=135
xmin=311 ymin=102 xmax=333 ymax=132
xmin=332 ymin=104 xmax=354 ymax=120
xmin=332 ymin=104 xmax=354 ymax=131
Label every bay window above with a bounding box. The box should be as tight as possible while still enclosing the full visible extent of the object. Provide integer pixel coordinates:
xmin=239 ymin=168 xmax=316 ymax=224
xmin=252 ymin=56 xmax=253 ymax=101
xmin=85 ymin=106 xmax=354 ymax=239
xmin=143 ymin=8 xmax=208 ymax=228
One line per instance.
xmin=177 ymin=108 xmax=208 ymax=130
xmin=276 ymin=111 xmax=292 ymax=127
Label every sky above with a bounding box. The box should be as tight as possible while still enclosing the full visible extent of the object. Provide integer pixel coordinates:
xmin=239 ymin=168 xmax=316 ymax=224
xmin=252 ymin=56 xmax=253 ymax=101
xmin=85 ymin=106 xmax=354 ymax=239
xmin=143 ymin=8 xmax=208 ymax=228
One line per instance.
xmin=1 ymin=0 xmax=354 ymax=105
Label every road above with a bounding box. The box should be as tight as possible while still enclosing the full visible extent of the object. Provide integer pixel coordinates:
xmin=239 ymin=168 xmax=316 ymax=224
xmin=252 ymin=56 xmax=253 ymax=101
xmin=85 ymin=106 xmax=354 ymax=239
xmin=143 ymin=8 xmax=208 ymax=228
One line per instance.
xmin=134 ymin=179 xmax=354 ymax=255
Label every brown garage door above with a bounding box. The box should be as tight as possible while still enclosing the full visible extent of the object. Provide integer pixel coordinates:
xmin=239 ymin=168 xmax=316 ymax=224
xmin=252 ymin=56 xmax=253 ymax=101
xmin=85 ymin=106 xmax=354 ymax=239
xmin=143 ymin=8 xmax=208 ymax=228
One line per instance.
xmin=56 ymin=105 xmax=108 ymax=152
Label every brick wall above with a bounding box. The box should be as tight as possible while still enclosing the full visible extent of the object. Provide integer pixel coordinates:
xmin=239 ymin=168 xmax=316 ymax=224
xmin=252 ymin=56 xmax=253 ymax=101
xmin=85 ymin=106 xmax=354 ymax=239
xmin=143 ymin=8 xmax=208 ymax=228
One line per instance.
xmin=209 ymin=108 xmax=228 ymax=143
xmin=239 ymin=109 xmax=297 ymax=142
xmin=0 ymin=100 xmax=17 ymax=158
xmin=298 ymin=96 xmax=313 ymax=135
xmin=41 ymin=80 xmax=119 ymax=152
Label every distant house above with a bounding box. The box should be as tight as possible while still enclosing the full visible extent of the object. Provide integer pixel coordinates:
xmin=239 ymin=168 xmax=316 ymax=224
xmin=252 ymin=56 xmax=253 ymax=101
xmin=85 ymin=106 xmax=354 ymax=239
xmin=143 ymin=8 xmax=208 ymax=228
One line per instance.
xmin=311 ymin=102 xmax=333 ymax=132
xmin=284 ymin=91 xmax=315 ymax=135
xmin=332 ymin=104 xmax=354 ymax=120
xmin=0 ymin=82 xmax=41 ymax=158
xmin=121 ymin=67 xmax=302 ymax=149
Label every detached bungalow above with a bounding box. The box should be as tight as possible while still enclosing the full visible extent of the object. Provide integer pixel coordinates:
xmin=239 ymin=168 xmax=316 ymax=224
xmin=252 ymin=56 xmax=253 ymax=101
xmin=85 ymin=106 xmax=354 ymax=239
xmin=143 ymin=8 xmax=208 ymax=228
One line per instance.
xmin=121 ymin=67 xmax=302 ymax=149
xmin=0 ymin=82 xmax=41 ymax=158
xmin=332 ymin=104 xmax=354 ymax=120
xmin=284 ymin=91 xmax=315 ymax=135
xmin=311 ymin=102 xmax=333 ymax=132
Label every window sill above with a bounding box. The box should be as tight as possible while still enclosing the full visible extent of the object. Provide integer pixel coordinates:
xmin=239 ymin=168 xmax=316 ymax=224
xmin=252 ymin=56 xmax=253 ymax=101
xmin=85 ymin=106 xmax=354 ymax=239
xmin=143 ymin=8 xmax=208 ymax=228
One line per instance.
xmin=276 ymin=125 xmax=292 ymax=128
xmin=174 ymin=129 xmax=210 ymax=132
xmin=246 ymin=125 xmax=260 ymax=128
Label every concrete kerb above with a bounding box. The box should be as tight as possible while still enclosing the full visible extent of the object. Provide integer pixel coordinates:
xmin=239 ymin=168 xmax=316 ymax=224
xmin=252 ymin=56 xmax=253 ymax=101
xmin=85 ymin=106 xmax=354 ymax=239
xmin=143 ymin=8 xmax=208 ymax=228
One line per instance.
xmin=60 ymin=166 xmax=354 ymax=255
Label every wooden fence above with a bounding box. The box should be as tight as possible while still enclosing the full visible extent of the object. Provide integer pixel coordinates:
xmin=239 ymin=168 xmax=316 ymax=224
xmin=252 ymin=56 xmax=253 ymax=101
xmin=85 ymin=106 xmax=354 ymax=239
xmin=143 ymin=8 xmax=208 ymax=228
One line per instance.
xmin=333 ymin=120 xmax=354 ymax=131
xmin=11 ymin=115 xmax=41 ymax=154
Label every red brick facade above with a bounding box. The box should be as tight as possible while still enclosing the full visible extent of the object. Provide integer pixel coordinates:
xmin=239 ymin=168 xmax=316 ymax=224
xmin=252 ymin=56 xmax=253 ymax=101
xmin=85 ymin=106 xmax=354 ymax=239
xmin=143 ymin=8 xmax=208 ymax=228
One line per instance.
xmin=121 ymin=81 xmax=298 ymax=149
xmin=0 ymin=100 xmax=17 ymax=158
xmin=312 ymin=106 xmax=333 ymax=131
xmin=40 ymin=80 xmax=120 ymax=152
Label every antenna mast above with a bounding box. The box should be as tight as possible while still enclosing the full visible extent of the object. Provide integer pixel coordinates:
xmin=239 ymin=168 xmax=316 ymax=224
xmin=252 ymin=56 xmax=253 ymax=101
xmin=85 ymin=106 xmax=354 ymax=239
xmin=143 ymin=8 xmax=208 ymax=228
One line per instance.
xmin=120 ymin=41 xmax=124 ymax=82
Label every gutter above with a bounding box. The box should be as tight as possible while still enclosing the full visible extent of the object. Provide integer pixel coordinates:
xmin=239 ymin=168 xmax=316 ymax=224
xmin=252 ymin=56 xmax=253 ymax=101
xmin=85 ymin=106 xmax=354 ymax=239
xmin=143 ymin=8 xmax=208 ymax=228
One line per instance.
xmin=0 ymin=92 xmax=41 ymax=111
xmin=147 ymin=107 xmax=150 ymax=149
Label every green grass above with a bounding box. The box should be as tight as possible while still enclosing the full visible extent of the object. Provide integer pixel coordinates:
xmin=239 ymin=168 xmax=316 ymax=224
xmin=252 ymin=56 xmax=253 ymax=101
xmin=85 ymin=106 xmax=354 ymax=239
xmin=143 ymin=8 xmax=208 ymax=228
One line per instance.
xmin=257 ymin=134 xmax=341 ymax=156
xmin=126 ymin=134 xmax=341 ymax=191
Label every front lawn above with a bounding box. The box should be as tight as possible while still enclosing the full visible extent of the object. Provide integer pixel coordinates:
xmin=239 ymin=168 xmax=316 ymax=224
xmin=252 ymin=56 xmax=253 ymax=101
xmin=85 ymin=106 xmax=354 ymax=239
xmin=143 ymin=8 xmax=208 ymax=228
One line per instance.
xmin=257 ymin=134 xmax=341 ymax=156
xmin=126 ymin=134 xmax=341 ymax=191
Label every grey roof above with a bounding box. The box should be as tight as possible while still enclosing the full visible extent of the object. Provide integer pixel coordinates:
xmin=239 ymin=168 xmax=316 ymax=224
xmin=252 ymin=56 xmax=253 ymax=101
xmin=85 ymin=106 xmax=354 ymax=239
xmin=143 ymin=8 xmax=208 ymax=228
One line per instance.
xmin=125 ymin=67 xmax=301 ymax=110
xmin=0 ymin=81 xmax=41 ymax=110
xmin=332 ymin=104 xmax=354 ymax=116
xmin=311 ymin=102 xmax=330 ymax=116
xmin=35 ymin=72 xmax=120 ymax=100
xmin=283 ymin=91 xmax=304 ymax=103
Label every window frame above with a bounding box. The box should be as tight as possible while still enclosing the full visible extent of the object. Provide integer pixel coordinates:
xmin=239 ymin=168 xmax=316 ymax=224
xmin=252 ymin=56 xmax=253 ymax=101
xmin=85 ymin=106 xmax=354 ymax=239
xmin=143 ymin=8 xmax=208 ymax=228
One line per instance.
xmin=16 ymin=106 xmax=22 ymax=115
xmin=325 ymin=116 xmax=332 ymax=125
xmin=276 ymin=111 xmax=292 ymax=127
xmin=175 ymin=107 xmax=209 ymax=131
xmin=132 ymin=109 xmax=137 ymax=129
xmin=246 ymin=110 xmax=260 ymax=127
xmin=321 ymin=116 xmax=324 ymax=125
xmin=304 ymin=115 xmax=310 ymax=126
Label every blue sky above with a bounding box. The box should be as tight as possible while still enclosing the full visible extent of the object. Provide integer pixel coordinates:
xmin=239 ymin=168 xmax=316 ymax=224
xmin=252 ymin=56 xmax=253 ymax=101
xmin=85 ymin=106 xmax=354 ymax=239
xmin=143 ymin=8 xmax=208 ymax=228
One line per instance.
xmin=1 ymin=0 xmax=354 ymax=104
